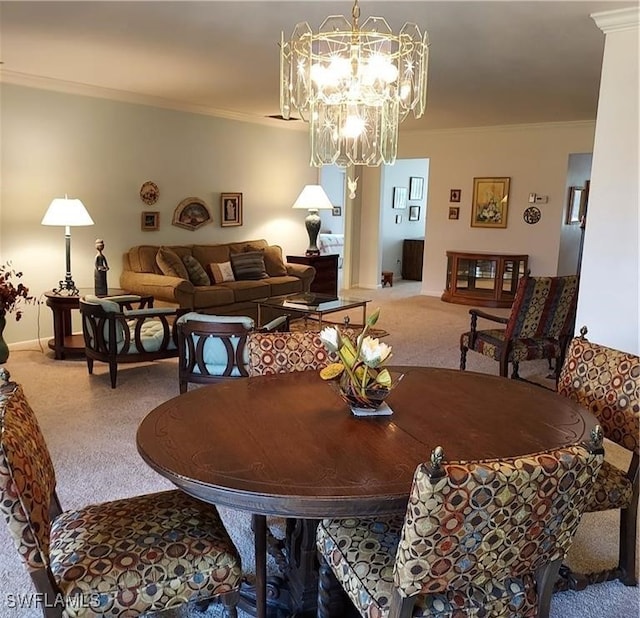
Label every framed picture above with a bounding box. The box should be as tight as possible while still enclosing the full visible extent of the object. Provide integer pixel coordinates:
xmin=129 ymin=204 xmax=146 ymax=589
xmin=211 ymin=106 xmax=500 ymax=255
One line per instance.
xmin=172 ymin=197 xmax=211 ymax=231
xmin=448 ymin=206 xmax=460 ymax=220
xmin=409 ymin=205 xmax=421 ymax=221
xmin=221 ymin=192 xmax=243 ymax=227
xmin=566 ymin=186 xmax=586 ymax=224
xmin=395 ymin=214 xmax=403 ymax=224
xmin=470 ymin=177 xmax=510 ymax=228
xmin=393 ymin=187 xmax=408 ymax=209
xmin=409 ymin=177 xmax=424 ymax=200
xmin=141 ymin=211 xmax=159 ymax=231
xmin=332 ymin=206 xmax=342 ymax=216
xmin=449 ymin=189 xmax=461 ymax=202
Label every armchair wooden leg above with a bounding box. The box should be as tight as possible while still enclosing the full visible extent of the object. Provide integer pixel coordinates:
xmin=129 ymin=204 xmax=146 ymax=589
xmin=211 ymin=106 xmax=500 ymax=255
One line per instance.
xmin=109 ymin=361 xmax=118 ymax=389
xmin=317 ymin=554 xmax=334 ymax=618
xmin=536 ymin=558 xmax=562 ymax=618
xmin=460 ymin=346 xmax=468 ymax=370
xmin=511 ymin=361 xmax=520 ymax=379
xmin=220 ymin=590 xmax=240 ymax=618
xmin=86 ymin=358 xmax=94 ymax=375
xmin=620 ymin=504 xmax=639 ymax=586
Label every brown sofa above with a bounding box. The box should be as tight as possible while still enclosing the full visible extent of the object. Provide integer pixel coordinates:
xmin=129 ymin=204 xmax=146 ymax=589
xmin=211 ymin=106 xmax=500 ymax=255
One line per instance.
xmin=120 ymin=239 xmax=315 ymax=316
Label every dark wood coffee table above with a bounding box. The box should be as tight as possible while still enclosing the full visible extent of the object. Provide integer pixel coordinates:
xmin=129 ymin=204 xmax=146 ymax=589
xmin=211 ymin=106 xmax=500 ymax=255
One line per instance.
xmin=255 ymin=293 xmax=369 ymax=329
xmin=136 ymin=367 xmax=597 ymax=618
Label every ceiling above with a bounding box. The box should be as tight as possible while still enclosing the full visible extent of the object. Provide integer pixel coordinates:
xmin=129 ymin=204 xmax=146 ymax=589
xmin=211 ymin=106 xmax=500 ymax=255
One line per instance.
xmin=0 ymin=1 xmax=635 ymax=132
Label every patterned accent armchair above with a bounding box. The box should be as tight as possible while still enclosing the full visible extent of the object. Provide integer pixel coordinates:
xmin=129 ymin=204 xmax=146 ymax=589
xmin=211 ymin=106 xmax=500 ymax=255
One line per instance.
xmin=79 ymin=294 xmax=179 ymax=388
xmin=557 ymin=328 xmax=639 ymax=587
xmin=176 ymin=312 xmax=289 ymax=393
xmin=316 ymin=440 xmax=603 ymax=618
xmin=460 ymin=275 xmax=578 ymax=381
xmin=0 ymin=375 xmax=243 ymax=617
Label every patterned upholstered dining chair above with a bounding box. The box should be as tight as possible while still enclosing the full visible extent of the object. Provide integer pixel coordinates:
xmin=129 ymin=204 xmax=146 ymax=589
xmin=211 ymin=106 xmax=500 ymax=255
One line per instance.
xmin=316 ymin=439 xmax=604 ymax=618
xmin=0 ymin=373 xmax=242 ymax=618
xmin=557 ymin=327 xmax=640 ymax=587
xmin=460 ymin=275 xmax=579 ymax=381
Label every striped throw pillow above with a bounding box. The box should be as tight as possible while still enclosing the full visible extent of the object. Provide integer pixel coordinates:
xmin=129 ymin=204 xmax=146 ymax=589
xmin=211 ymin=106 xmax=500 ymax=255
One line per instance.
xmin=182 ymin=255 xmax=210 ymax=285
xmin=230 ymin=251 xmax=268 ymax=280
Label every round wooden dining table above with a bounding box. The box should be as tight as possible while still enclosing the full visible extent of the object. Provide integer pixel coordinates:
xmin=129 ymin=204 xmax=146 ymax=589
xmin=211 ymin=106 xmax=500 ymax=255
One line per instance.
xmin=136 ymin=366 xmax=597 ymax=618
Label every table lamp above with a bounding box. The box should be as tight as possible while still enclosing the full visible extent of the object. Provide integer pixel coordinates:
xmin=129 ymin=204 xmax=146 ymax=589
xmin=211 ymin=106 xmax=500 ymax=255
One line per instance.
xmin=292 ymin=185 xmax=333 ymax=256
xmin=41 ymin=195 xmax=94 ymax=295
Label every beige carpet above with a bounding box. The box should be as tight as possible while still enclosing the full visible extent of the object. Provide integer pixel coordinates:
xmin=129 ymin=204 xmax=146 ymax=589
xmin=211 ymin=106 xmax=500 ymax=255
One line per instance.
xmin=0 ymin=281 xmax=637 ymax=618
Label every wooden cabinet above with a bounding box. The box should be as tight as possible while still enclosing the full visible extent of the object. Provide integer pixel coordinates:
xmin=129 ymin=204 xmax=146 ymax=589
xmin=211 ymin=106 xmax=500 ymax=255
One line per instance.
xmin=287 ymin=254 xmax=339 ymax=296
xmin=441 ymin=251 xmax=528 ymax=308
xmin=402 ymin=239 xmax=424 ymax=280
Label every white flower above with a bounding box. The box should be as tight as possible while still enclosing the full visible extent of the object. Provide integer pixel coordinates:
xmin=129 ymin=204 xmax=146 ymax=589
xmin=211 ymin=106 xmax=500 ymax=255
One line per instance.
xmin=359 ymin=336 xmax=392 ymax=368
xmin=319 ymin=326 xmax=340 ymax=353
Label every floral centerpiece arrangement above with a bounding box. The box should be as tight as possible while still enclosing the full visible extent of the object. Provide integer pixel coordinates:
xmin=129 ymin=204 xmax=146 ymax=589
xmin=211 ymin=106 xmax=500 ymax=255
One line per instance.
xmin=0 ymin=262 xmax=33 ymax=321
xmin=319 ymin=309 xmax=401 ymax=412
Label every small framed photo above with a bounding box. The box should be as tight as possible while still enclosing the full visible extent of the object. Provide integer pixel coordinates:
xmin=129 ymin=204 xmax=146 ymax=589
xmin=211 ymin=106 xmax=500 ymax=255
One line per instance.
xmin=409 ymin=177 xmax=424 ymax=200
xmin=566 ymin=186 xmax=586 ymax=224
xmin=470 ymin=177 xmax=510 ymax=228
xmin=332 ymin=206 xmax=342 ymax=216
xmin=221 ymin=192 xmax=243 ymax=227
xmin=448 ymin=207 xmax=460 ymax=220
xmin=449 ymin=189 xmax=461 ymax=203
xmin=393 ymin=187 xmax=408 ymax=209
xmin=141 ymin=211 xmax=159 ymax=231
xmin=409 ymin=205 xmax=421 ymax=221
xmin=395 ymin=214 xmax=403 ymax=224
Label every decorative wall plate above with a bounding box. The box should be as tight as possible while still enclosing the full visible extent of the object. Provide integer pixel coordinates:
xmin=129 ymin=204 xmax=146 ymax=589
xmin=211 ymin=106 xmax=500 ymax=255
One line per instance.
xmin=140 ymin=181 xmax=159 ymax=205
xmin=523 ymin=206 xmax=541 ymax=224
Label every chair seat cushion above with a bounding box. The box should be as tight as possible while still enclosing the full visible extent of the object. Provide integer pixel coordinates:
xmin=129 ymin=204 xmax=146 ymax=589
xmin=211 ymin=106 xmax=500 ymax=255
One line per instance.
xmin=122 ymin=319 xmax=177 ymax=354
xmin=586 ymin=459 xmax=633 ymax=512
xmin=318 ymin=516 xmax=538 ymax=618
xmin=50 ymin=490 xmax=242 ymax=617
xmin=461 ymin=329 xmax=561 ymax=363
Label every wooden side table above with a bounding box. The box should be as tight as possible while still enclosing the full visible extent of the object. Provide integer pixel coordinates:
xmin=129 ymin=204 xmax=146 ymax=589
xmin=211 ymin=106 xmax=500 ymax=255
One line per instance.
xmin=45 ymin=288 xmax=133 ymax=360
xmin=287 ymin=254 xmax=339 ymax=296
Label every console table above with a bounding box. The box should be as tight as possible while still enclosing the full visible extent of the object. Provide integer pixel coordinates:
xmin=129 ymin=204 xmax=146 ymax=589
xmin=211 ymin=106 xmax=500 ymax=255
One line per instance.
xmin=287 ymin=254 xmax=339 ymax=296
xmin=441 ymin=251 xmax=528 ymax=308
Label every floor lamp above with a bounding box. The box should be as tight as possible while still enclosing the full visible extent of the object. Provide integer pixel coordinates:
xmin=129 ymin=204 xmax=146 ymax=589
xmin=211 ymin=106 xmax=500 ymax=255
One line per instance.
xmin=41 ymin=195 xmax=94 ymax=295
xmin=292 ymin=185 xmax=333 ymax=256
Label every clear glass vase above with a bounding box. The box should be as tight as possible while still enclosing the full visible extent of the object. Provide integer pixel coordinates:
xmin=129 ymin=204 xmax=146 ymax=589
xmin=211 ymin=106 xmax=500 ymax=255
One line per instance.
xmin=331 ymin=371 xmax=404 ymax=416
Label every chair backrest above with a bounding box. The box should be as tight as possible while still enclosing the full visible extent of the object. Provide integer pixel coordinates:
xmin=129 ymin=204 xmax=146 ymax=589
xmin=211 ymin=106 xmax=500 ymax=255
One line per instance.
xmin=247 ymin=330 xmax=338 ymax=376
xmin=394 ymin=442 xmax=603 ymax=602
xmin=0 ymin=382 xmax=58 ymax=572
xmin=504 ymin=275 xmax=578 ymax=341
xmin=177 ymin=313 xmax=255 ymax=380
xmin=559 ymin=334 xmax=640 ymax=455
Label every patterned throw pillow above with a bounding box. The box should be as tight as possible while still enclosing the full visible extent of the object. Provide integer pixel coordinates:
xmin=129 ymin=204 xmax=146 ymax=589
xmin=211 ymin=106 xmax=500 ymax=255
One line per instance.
xmin=263 ymin=246 xmax=288 ymax=277
xmin=182 ymin=255 xmax=210 ymax=286
xmin=229 ymin=251 xmax=268 ymax=281
xmin=210 ymin=262 xmax=235 ymax=284
xmin=156 ymin=247 xmax=189 ymax=279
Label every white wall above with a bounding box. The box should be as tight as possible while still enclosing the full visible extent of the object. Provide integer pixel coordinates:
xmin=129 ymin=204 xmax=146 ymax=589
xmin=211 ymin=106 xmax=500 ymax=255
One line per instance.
xmin=319 ymin=165 xmax=345 ymax=233
xmin=0 ymin=84 xmax=317 ymax=344
xmin=380 ymin=159 xmax=429 ymax=279
xmin=576 ymin=8 xmax=639 ymax=354
xmin=395 ymin=122 xmax=596 ymax=297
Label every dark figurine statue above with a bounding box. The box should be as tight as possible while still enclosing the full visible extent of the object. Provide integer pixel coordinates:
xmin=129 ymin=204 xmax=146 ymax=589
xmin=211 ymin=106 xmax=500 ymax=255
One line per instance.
xmin=94 ymin=238 xmax=109 ymax=296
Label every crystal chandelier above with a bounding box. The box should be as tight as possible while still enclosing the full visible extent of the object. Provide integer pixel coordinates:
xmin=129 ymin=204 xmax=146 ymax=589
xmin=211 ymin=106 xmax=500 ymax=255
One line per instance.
xmin=280 ymin=0 xmax=429 ymax=167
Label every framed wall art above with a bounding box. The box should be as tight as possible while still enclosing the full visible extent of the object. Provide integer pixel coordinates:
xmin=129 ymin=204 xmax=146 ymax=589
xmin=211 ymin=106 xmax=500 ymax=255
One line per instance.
xmin=409 ymin=205 xmax=421 ymax=221
xmin=449 ymin=189 xmax=461 ymax=202
xmin=448 ymin=207 xmax=460 ymax=220
xmin=566 ymin=186 xmax=586 ymax=224
xmin=470 ymin=177 xmax=510 ymax=228
xmin=395 ymin=214 xmax=403 ymax=224
xmin=409 ymin=177 xmax=424 ymax=200
xmin=332 ymin=206 xmax=342 ymax=216
xmin=141 ymin=211 xmax=159 ymax=231
xmin=392 ymin=187 xmax=408 ymax=209
xmin=172 ymin=197 xmax=211 ymax=231
xmin=221 ymin=192 xmax=243 ymax=227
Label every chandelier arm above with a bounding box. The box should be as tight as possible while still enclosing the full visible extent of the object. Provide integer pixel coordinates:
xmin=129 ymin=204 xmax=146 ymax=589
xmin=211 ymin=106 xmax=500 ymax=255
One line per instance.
xmin=352 ymin=0 xmax=360 ymax=30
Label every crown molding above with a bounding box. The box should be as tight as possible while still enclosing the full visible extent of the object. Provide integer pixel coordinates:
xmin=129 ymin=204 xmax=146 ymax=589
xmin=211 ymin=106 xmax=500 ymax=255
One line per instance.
xmin=0 ymin=69 xmax=306 ymax=132
xmin=403 ymin=120 xmax=596 ymax=137
xmin=591 ymin=6 xmax=640 ymax=33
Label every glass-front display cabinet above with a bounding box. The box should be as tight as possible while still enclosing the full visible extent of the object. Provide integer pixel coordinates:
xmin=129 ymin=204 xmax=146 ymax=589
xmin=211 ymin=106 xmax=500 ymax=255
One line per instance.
xmin=441 ymin=251 xmax=529 ymax=308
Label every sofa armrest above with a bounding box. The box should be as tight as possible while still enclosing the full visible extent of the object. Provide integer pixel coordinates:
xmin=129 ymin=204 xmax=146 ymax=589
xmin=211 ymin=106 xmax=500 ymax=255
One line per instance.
xmin=286 ymin=263 xmax=316 ymax=292
xmin=119 ymin=271 xmax=195 ymax=307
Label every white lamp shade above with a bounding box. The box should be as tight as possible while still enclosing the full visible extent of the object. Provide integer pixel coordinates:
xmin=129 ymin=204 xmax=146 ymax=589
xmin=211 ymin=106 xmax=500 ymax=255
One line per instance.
xmin=292 ymin=185 xmax=333 ymax=210
xmin=41 ymin=197 xmax=94 ymax=226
